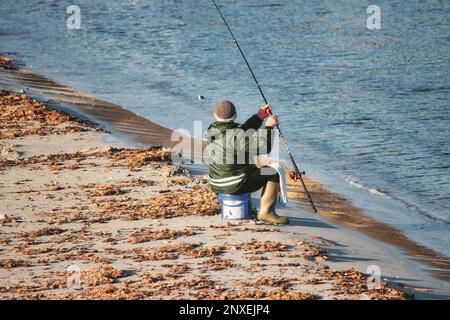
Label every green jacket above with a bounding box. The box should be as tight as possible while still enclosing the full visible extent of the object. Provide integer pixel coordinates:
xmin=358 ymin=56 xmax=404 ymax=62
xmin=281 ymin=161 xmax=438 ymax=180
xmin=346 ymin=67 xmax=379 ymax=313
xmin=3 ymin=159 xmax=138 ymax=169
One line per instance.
xmin=206 ymin=114 xmax=274 ymax=194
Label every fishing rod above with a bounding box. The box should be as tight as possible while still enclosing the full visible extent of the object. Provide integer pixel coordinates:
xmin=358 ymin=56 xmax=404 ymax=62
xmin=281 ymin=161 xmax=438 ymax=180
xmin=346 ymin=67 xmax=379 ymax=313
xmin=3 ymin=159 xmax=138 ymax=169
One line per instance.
xmin=211 ymin=0 xmax=317 ymax=213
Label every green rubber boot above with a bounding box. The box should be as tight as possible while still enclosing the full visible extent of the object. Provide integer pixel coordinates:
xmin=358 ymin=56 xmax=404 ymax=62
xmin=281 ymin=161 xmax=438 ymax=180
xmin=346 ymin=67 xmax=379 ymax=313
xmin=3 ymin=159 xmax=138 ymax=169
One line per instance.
xmin=257 ymin=181 xmax=289 ymax=225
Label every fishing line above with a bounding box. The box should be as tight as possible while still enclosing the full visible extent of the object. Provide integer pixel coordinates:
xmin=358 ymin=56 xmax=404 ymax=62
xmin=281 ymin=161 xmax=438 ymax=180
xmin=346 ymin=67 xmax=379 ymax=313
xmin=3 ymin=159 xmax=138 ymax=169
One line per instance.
xmin=210 ymin=0 xmax=317 ymax=212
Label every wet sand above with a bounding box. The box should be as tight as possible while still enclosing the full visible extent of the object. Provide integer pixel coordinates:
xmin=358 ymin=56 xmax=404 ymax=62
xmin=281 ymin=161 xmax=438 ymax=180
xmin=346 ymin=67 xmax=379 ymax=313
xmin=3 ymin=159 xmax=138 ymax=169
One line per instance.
xmin=0 ymin=66 xmax=173 ymax=147
xmin=287 ymin=183 xmax=450 ymax=281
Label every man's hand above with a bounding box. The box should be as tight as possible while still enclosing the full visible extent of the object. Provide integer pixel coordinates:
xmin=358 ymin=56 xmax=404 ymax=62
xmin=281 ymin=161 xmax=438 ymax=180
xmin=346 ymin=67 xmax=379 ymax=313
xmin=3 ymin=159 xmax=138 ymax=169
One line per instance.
xmin=266 ymin=115 xmax=279 ymax=127
xmin=258 ymin=104 xmax=272 ymax=120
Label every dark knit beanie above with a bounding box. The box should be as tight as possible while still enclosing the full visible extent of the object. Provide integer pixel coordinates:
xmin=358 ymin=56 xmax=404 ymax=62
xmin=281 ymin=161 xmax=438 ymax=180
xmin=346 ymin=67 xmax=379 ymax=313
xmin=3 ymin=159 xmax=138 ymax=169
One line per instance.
xmin=213 ymin=100 xmax=236 ymax=122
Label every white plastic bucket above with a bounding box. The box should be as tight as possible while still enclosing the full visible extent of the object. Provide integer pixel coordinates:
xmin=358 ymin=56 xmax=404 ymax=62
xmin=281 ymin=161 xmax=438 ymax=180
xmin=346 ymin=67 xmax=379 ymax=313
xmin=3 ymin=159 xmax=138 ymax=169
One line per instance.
xmin=219 ymin=193 xmax=250 ymax=220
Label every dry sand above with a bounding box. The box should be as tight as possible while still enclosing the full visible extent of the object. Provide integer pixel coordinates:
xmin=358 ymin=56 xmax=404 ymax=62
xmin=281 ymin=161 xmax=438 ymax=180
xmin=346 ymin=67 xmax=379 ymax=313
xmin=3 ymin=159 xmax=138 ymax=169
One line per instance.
xmin=0 ymin=90 xmax=420 ymax=300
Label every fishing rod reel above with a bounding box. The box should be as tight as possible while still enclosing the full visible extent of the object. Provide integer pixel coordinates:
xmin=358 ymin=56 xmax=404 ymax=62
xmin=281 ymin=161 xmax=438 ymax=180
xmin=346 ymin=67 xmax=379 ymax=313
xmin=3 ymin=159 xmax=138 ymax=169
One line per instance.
xmin=211 ymin=0 xmax=318 ymax=213
xmin=289 ymin=170 xmax=306 ymax=182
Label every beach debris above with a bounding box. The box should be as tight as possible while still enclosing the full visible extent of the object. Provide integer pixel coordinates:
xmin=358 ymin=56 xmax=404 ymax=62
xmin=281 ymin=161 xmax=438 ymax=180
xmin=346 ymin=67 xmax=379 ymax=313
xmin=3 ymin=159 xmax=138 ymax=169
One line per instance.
xmin=300 ymin=278 xmax=323 ymax=285
xmin=396 ymin=283 xmax=416 ymax=298
xmin=327 ymin=268 xmax=407 ymax=300
xmin=245 ymin=255 xmax=268 ymax=261
xmin=145 ymin=186 xmax=220 ymax=218
xmin=44 ymin=181 xmax=64 ymax=191
xmin=141 ymin=272 xmax=179 ymax=283
xmin=128 ymin=228 xmax=196 ymax=244
xmin=213 ymin=224 xmax=281 ymax=233
xmin=217 ymin=289 xmax=316 ymax=300
xmin=161 ymin=263 xmax=191 ymax=277
xmin=0 ymin=92 xmax=92 ymax=140
xmin=109 ymin=243 xmax=198 ymax=262
xmin=106 ymin=146 xmax=121 ymax=154
xmin=18 ymin=227 xmax=66 ymax=239
xmin=265 ymin=291 xmax=316 ymax=300
xmin=297 ymin=240 xmax=329 ymax=261
xmin=198 ymin=95 xmax=205 ymax=100
xmin=123 ymin=146 xmax=171 ymax=169
xmin=307 ymin=235 xmax=336 ymax=247
xmin=240 ymin=276 xmax=293 ymax=290
xmin=89 ymin=184 xmax=124 ymax=197
xmin=0 ymin=141 xmax=21 ymax=161
xmin=201 ymin=257 xmax=234 ymax=271
xmin=165 ymin=274 xmax=217 ymax=291
xmin=80 ymin=186 xmax=220 ymax=222
xmin=0 ymin=259 xmax=31 ymax=268
xmin=182 ymin=245 xmax=224 ymax=258
xmin=161 ymin=164 xmax=190 ymax=177
xmin=227 ymin=240 xmax=289 ymax=253
xmin=167 ymin=176 xmax=194 ymax=186
xmin=72 ymin=283 xmax=153 ymax=300
xmin=82 ymin=264 xmax=127 ymax=287
xmin=245 ymin=263 xmax=265 ymax=273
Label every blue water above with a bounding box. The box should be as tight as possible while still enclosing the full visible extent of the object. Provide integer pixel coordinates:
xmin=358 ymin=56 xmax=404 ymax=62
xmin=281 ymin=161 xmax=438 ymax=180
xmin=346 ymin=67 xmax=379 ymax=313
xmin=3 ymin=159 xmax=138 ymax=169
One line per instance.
xmin=1 ymin=0 xmax=449 ymax=256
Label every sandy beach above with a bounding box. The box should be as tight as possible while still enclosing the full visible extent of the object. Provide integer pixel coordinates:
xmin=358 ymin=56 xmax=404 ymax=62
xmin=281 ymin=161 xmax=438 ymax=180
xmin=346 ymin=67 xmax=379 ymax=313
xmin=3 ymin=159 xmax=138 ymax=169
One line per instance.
xmin=0 ymin=86 xmax=448 ymax=300
xmin=0 ymin=0 xmax=449 ymax=306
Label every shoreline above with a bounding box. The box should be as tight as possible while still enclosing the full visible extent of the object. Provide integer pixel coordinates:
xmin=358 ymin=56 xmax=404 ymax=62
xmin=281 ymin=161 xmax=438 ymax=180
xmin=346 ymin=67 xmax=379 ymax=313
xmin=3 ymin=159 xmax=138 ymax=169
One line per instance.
xmin=1 ymin=64 xmax=449 ymax=284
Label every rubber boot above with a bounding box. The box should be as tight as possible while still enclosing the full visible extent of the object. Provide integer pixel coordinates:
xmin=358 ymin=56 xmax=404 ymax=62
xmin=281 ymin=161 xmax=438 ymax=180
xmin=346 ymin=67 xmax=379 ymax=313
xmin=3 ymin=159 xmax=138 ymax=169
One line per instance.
xmin=248 ymin=197 xmax=258 ymax=219
xmin=257 ymin=181 xmax=289 ymax=225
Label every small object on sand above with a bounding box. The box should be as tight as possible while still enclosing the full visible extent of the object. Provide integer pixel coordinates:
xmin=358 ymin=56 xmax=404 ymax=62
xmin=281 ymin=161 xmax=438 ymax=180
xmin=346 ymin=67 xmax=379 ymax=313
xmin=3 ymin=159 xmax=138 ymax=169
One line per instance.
xmin=162 ymin=165 xmax=190 ymax=177
xmin=0 ymin=141 xmax=21 ymax=161
xmin=92 ymin=184 xmax=123 ymax=196
xmin=0 ymin=213 xmax=8 ymax=221
xmin=107 ymin=146 xmax=122 ymax=154
xmin=198 ymin=95 xmax=205 ymax=100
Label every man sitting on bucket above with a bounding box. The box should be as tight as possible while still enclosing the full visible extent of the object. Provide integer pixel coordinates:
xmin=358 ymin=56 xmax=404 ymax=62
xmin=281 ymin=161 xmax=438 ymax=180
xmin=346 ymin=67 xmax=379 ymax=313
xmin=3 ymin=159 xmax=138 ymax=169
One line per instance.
xmin=206 ymin=100 xmax=289 ymax=225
